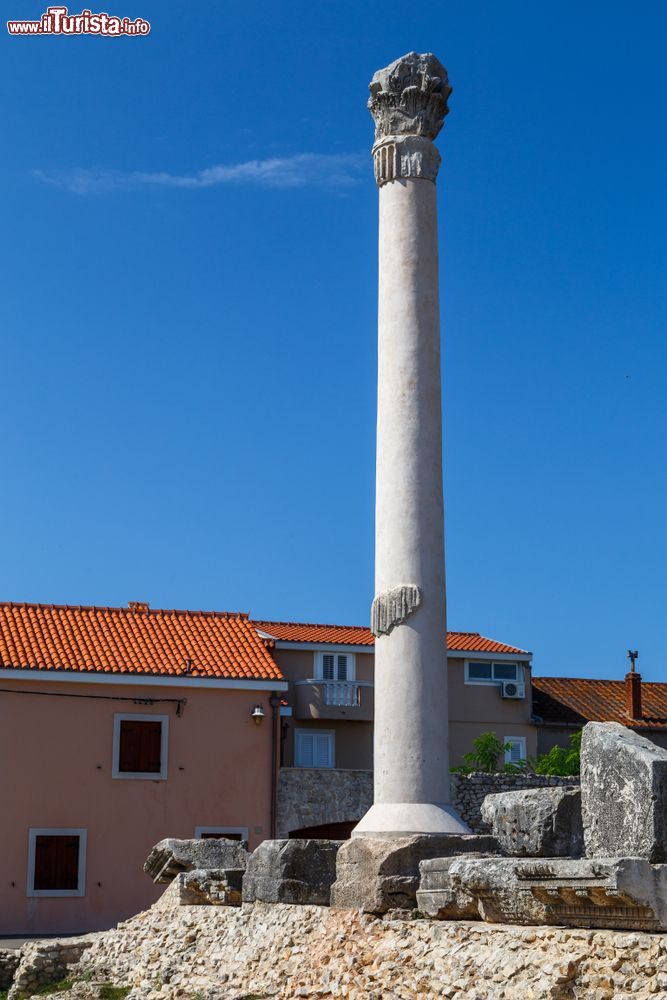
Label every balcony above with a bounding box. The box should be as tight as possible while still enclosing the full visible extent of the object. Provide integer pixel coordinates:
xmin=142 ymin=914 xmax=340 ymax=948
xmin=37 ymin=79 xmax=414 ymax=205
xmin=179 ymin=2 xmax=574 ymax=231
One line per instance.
xmin=293 ymin=679 xmax=374 ymax=721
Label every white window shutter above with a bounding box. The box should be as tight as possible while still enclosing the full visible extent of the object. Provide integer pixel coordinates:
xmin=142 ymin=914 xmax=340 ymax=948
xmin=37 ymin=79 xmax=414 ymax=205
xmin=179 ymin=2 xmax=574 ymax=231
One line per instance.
xmin=322 ymin=654 xmax=335 ymax=680
xmin=296 ymin=732 xmax=315 ymax=767
xmin=314 ymin=733 xmax=333 ymax=768
xmin=504 ymin=737 xmax=526 ymax=765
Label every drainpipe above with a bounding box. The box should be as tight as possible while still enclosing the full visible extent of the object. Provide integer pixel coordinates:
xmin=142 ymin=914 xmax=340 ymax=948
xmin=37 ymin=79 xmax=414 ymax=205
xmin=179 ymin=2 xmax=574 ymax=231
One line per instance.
xmin=269 ymin=693 xmax=282 ymax=839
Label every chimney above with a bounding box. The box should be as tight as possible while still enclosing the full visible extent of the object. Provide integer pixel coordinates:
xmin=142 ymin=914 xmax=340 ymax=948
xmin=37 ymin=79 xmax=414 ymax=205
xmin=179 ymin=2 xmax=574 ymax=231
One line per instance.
xmin=128 ymin=601 xmax=150 ymax=612
xmin=625 ymin=649 xmax=642 ymax=720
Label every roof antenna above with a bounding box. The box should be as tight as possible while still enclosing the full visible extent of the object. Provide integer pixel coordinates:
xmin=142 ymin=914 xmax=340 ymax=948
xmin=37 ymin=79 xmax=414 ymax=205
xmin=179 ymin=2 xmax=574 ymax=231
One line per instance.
xmin=627 ymin=649 xmax=639 ymax=673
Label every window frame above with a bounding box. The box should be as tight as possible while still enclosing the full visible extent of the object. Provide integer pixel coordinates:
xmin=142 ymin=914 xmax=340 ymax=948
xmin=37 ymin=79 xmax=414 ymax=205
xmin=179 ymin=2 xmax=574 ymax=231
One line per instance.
xmin=194 ymin=826 xmax=249 ymax=843
xmin=504 ymin=736 xmax=527 ymax=765
xmin=314 ymin=651 xmax=356 ymax=682
xmin=27 ymin=828 xmax=87 ymax=898
xmin=464 ymin=661 xmax=523 ymax=686
xmin=112 ymin=713 xmax=169 ymax=780
xmin=294 ymin=728 xmax=335 ymax=769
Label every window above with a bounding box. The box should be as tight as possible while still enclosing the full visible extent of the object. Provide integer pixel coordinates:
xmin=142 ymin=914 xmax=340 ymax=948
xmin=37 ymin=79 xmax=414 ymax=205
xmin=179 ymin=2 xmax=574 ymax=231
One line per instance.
xmin=465 ymin=661 xmax=522 ymax=685
xmin=504 ymin=736 xmax=527 ymax=765
xmin=315 ymin=652 xmax=355 ymax=682
xmin=112 ymin=714 xmax=169 ymax=780
xmin=194 ymin=826 xmax=249 ymax=844
xmin=27 ymin=829 xmax=87 ymax=898
xmin=295 ymin=729 xmax=334 ymax=768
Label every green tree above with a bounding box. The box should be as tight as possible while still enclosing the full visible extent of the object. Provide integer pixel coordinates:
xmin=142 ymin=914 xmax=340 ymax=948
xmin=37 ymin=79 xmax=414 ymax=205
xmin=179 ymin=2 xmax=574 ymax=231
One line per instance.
xmin=535 ymin=730 xmax=581 ymax=776
xmin=455 ymin=731 xmax=510 ymax=773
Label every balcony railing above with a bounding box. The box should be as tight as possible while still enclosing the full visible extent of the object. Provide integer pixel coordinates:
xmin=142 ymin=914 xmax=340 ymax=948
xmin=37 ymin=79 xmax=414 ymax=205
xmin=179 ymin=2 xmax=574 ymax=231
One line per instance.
xmin=323 ymin=681 xmax=361 ymax=707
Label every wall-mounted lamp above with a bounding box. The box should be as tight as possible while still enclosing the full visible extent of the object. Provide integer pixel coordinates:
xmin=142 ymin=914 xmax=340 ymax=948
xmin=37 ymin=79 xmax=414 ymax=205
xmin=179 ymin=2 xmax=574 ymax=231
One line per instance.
xmin=251 ymin=705 xmax=265 ymax=726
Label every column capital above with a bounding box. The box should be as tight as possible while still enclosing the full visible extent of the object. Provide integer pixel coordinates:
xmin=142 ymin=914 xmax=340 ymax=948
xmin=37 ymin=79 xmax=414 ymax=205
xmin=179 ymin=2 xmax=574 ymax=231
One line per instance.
xmin=368 ymin=52 xmax=451 ymax=187
xmin=368 ymin=51 xmax=452 ymax=143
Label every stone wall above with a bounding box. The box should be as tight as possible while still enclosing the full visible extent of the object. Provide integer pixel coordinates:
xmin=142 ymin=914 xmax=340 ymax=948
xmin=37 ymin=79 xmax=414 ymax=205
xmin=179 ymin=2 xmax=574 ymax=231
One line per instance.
xmin=276 ymin=767 xmax=373 ymax=837
xmin=0 ymin=949 xmax=20 ymax=990
xmin=26 ymin=890 xmax=667 ymax=1000
xmin=451 ymin=772 xmax=580 ymax=832
xmin=7 ymin=938 xmax=91 ymax=1000
xmin=278 ymin=767 xmax=579 ymax=836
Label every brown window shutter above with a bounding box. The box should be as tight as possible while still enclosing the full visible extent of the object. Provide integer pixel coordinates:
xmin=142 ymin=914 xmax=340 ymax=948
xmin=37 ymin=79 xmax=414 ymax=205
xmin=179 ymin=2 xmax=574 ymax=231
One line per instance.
xmin=34 ymin=835 xmax=79 ymax=891
xmin=119 ymin=720 xmax=162 ymax=773
xmin=200 ymin=832 xmax=242 ymax=841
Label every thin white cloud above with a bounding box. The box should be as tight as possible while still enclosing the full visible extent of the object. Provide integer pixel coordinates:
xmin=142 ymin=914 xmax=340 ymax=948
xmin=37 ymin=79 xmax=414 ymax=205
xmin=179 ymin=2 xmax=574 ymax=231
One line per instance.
xmin=33 ymin=152 xmax=366 ymax=195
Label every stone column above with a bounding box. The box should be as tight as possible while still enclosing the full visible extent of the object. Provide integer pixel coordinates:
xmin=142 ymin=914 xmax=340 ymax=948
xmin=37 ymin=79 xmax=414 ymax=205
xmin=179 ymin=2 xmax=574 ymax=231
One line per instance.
xmin=354 ymin=52 xmax=469 ymax=836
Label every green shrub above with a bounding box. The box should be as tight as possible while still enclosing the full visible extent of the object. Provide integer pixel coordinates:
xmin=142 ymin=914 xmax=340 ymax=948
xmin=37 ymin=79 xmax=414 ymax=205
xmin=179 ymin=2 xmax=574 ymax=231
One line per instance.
xmin=535 ymin=730 xmax=581 ymax=776
xmin=451 ymin=731 xmax=513 ymax=773
xmin=37 ymin=979 xmax=74 ymax=996
xmin=99 ymin=987 xmax=131 ymax=1000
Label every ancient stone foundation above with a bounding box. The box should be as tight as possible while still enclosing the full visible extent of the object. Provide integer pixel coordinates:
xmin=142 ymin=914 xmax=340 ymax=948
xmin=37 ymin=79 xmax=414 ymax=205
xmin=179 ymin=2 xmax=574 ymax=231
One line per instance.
xmin=20 ymin=895 xmax=667 ymax=1000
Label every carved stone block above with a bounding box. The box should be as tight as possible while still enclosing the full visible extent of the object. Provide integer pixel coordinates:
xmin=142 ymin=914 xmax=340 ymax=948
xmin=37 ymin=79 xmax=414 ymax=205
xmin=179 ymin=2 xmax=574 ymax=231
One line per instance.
xmin=173 ymin=868 xmax=244 ymax=906
xmin=143 ymin=838 xmax=250 ymax=884
xmin=480 ymin=786 xmax=583 ymax=858
xmin=242 ymin=839 xmax=342 ymax=906
xmin=581 ymin=722 xmax=667 ymax=861
xmin=330 ymin=834 xmax=498 ymax=914
xmin=446 ymin=856 xmax=667 ymax=931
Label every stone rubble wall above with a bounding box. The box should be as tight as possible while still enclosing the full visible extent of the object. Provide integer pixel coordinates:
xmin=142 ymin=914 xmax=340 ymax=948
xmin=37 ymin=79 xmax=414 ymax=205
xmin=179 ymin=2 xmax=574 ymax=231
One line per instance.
xmin=40 ymin=889 xmax=667 ymax=1000
xmin=276 ymin=768 xmax=373 ymax=838
xmin=451 ymin=773 xmax=580 ymax=832
xmin=277 ymin=768 xmax=579 ymax=837
xmin=0 ymin=949 xmax=20 ymax=990
xmin=7 ymin=938 xmax=92 ymax=1000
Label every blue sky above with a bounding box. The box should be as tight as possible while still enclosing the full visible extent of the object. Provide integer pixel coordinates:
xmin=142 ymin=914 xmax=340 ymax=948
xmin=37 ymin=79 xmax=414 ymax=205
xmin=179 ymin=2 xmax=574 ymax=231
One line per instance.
xmin=1 ymin=2 xmax=665 ymax=680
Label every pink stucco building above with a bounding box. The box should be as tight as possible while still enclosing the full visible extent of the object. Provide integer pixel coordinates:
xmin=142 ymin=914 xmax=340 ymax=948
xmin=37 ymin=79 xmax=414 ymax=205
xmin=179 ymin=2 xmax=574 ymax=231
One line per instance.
xmin=0 ymin=602 xmax=288 ymax=935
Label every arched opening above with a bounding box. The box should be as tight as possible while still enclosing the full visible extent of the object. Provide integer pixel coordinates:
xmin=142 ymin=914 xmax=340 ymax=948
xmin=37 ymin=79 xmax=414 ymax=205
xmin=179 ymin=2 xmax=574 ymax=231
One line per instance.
xmin=288 ymin=820 xmax=357 ymax=840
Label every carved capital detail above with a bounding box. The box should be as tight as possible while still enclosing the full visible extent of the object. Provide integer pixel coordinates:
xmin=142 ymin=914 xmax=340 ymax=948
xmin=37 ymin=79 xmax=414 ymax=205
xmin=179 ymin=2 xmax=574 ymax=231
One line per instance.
xmin=372 ymin=134 xmax=441 ymax=187
xmin=371 ymin=584 xmax=422 ymax=637
xmin=368 ymin=51 xmax=452 ymax=143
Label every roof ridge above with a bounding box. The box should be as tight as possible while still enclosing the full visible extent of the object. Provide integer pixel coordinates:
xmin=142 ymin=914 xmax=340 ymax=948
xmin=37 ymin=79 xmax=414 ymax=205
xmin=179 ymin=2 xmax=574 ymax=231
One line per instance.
xmin=0 ymin=602 xmax=250 ymax=619
xmin=254 ymin=618 xmax=370 ymax=631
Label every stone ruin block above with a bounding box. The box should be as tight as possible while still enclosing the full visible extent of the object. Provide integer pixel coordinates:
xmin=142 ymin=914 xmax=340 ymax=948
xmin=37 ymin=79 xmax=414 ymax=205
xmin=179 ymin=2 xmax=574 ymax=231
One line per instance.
xmin=416 ymin=853 xmax=492 ymax=919
xmin=242 ymin=839 xmax=342 ymax=905
xmin=438 ymin=855 xmax=667 ymax=931
xmin=480 ymin=785 xmax=583 ymax=858
xmin=172 ymin=868 xmax=244 ymax=906
xmin=330 ymin=833 xmax=498 ymax=914
xmin=144 ymin=837 xmax=250 ymax=884
xmin=581 ymin=722 xmax=667 ymax=862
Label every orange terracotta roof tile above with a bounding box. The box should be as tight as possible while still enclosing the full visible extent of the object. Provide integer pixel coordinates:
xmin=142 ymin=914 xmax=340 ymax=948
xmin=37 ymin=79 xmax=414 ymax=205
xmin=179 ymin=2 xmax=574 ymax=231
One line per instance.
xmin=254 ymin=620 xmax=528 ymax=655
xmin=0 ymin=603 xmax=283 ymax=681
xmin=533 ymin=676 xmax=667 ymax=731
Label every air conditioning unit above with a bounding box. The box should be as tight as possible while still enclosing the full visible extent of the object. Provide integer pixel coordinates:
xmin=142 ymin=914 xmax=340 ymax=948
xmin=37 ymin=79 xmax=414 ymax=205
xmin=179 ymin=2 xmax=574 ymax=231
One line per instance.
xmin=501 ymin=680 xmax=525 ymax=700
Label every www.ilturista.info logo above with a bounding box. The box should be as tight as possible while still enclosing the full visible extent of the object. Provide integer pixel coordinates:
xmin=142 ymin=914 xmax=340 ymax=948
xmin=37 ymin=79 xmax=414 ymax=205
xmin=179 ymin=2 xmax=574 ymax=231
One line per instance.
xmin=7 ymin=6 xmax=150 ymax=35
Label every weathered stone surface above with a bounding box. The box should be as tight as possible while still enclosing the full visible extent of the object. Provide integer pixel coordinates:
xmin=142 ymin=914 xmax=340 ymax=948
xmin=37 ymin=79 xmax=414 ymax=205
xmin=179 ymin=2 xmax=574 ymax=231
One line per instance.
xmin=277 ymin=768 xmax=580 ymax=838
xmin=276 ymin=767 xmax=373 ymax=839
xmin=481 ymin=785 xmax=584 ymax=857
xmin=417 ymin=853 xmax=492 ymax=919
xmin=452 ymin=771 xmax=581 ymax=832
xmin=172 ymin=867 xmax=244 ymax=906
xmin=371 ymin=584 xmax=421 ymax=636
xmin=582 ymin=722 xmax=667 ymax=861
xmin=368 ymin=51 xmax=452 ymax=141
xmin=242 ymin=839 xmax=341 ymax=905
xmin=7 ymin=938 xmax=92 ymax=1000
xmin=143 ymin=837 xmax=250 ymax=884
xmin=330 ymin=833 xmax=498 ymax=913
xmin=50 ymin=892 xmax=667 ymax=1000
xmin=447 ymin=855 xmax=667 ymax=931
xmin=0 ymin=949 xmax=20 ymax=990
